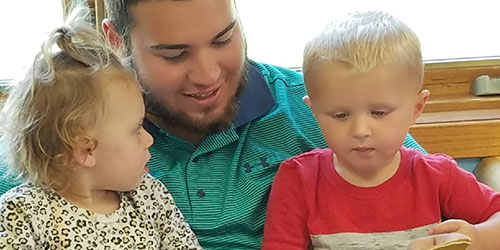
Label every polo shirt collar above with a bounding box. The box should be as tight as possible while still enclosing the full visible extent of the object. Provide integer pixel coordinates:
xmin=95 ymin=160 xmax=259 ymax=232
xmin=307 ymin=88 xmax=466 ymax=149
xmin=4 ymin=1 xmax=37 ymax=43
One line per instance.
xmin=233 ymin=63 xmax=276 ymax=127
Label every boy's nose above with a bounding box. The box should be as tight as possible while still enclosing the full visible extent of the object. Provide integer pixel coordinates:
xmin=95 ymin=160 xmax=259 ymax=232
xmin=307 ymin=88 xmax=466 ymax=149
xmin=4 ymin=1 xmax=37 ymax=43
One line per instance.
xmin=351 ymin=117 xmax=371 ymax=139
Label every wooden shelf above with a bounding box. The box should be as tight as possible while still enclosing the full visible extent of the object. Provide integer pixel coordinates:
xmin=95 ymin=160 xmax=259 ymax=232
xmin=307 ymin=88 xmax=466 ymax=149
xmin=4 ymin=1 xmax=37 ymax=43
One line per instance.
xmin=410 ymin=65 xmax=500 ymax=158
xmin=410 ymin=119 xmax=500 ymax=158
xmin=416 ymin=109 xmax=500 ymax=124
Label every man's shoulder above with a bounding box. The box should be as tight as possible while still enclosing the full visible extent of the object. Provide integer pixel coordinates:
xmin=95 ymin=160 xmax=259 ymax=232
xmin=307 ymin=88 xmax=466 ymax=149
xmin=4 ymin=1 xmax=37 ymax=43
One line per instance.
xmin=244 ymin=61 xmax=326 ymax=148
xmin=248 ymin=60 xmax=310 ymax=113
xmin=249 ymin=60 xmax=304 ymax=88
xmin=0 ymin=173 xmax=21 ymax=196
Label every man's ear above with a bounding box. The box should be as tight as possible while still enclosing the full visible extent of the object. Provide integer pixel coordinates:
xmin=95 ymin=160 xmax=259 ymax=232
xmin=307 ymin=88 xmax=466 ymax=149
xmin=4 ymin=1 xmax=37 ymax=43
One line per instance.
xmin=102 ymin=18 xmax=122 ymax=49
xmin=72 ymin=136 xmax=97 ymax=168
xmin=302 ymin=95 xmax=313 ymax=110
xmin=412 ymin=89 xmax=430 ymax=123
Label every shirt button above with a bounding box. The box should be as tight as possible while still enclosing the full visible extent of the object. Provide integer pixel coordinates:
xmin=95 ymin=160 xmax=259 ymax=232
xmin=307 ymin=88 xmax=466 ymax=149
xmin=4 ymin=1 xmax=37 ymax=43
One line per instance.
xmin=192 ymin=156 xmax=199 ymax=163
xmin=197 ymin=189 xmax=205 ymax=198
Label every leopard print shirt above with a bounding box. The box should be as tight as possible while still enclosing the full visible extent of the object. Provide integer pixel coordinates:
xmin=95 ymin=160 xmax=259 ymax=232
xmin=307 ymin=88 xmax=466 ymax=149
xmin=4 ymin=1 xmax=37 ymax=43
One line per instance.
xmin=0 ymin=174 xmax=202 ymax=249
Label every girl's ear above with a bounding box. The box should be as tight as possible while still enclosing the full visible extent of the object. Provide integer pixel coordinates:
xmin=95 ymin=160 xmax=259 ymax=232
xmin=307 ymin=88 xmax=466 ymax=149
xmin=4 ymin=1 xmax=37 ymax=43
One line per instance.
xmin=102 ymin=18 xmax=122 ymax=49
xmin=72 ymin=136 xmax=97 ymax=168
xmin=412 ymin=89 xmax=430 ymax=123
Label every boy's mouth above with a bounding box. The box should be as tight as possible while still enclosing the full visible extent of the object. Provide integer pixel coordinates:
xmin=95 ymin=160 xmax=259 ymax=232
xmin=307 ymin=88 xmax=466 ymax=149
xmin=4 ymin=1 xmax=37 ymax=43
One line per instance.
xmin=353 ymin=147 xmax=374 ymax=153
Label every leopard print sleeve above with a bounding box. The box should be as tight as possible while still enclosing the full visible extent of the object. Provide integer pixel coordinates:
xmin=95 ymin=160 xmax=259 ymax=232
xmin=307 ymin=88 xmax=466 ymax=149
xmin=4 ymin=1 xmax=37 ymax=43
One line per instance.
xmin=140 ymin=174 xmax=203 ymax=250
xmin=0 ymin=184 xmax=44 ymax=248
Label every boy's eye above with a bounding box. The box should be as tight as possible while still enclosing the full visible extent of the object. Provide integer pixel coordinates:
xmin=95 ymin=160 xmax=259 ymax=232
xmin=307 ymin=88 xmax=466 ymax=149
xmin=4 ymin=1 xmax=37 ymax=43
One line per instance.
xmin=372 ymin=110 xmax=386 ymax=117
xmin=334 ymin=113 xmax=349 ymax=120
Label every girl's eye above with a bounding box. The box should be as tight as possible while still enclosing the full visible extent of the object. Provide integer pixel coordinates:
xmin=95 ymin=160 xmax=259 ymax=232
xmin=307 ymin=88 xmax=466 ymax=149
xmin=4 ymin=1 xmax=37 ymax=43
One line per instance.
xmin=161 ymin=51 xmax=187 ymax=63
xmin=136 ymin=125 xmax=143 ymax=134
xmin=372 ymin=110 xmax=386 ymax=117
xmin=212 ymin=37 xmax=232 ymax=48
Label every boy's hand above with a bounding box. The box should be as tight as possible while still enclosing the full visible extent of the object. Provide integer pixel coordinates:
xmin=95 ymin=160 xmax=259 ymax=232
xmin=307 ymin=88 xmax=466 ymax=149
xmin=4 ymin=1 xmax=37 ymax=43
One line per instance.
xmin=429 ymin=220 xmax=479 ymax=249
xmin=407 ymin=232 xmax=471 ymax=250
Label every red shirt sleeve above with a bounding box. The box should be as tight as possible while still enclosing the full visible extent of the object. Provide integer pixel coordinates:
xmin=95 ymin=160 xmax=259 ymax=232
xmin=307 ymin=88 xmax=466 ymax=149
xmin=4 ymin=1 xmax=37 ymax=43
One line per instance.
xmin=437 ymin=155 xmax=500 ymax=223
xmin=262 ymin=157 xmax=311 ymax=250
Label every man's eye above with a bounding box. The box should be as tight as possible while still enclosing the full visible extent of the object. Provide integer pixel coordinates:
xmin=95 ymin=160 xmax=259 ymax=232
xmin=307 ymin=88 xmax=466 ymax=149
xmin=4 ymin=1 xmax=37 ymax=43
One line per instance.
xmin=212 ymin=37 xmax=232 ymax=47
xmin=161 ymin=51 xmax=187 ymax=63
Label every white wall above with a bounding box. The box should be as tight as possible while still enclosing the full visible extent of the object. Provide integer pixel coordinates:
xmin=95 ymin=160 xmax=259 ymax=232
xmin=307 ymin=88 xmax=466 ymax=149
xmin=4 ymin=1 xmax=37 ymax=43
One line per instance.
xmin=236 ymin=0 xmax=500 ymax=68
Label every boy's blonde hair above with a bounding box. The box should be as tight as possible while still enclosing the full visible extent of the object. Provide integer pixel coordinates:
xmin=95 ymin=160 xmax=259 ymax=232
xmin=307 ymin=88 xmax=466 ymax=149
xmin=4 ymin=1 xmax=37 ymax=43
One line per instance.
xmin=0 ymin=7 xmax=130 ymax=187
xmin=303 ymin=11 xmax=423 ymax=85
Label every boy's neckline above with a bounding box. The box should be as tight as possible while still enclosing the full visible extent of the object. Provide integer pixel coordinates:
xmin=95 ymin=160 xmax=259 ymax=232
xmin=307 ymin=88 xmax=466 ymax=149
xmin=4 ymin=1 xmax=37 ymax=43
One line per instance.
xmin=325 ymin=147 xmax=412 ymax=199
xmin=333 ymin=150 xmax=402 ymax=188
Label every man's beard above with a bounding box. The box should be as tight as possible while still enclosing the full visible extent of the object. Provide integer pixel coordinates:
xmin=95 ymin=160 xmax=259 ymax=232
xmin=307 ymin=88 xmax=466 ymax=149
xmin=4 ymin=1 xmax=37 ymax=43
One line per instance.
xmin=141 ymin=59 xmax=249 ymax=136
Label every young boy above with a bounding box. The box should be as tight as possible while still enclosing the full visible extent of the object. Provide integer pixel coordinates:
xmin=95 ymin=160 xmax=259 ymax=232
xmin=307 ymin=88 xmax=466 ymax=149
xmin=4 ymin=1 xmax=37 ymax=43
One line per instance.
xmin=262 ymin=11 xmax=500 ymax=250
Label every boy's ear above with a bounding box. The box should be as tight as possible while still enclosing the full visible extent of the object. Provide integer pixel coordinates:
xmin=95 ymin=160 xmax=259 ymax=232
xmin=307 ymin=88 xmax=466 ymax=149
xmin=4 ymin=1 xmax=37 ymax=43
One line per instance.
xmin=412 ymin=89 xmax=430 ymax=123
xmin=72 ymin=136 xmax=97 ymax=168
xmin=302 ymin=95 xmax=313 ymax=110
xmin=102 ymin=18 xmax=122 ymax=49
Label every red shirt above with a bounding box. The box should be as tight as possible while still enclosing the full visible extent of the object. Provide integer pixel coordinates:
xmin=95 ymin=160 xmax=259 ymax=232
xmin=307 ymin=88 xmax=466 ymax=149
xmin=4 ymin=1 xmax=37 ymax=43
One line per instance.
xmin=262 ymin=147 xmax=500 ymax=249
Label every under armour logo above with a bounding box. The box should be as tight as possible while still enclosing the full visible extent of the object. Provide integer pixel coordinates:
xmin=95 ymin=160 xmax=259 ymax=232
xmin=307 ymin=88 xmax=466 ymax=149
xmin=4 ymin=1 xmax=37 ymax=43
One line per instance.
xmin=243 ymin=157 xmax=270 ymax=173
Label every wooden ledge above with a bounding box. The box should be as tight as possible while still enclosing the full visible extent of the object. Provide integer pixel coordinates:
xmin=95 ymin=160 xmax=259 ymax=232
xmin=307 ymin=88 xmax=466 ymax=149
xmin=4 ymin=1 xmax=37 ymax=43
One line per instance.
xmin=416 ymin=109 xmax=500 ymax=124
xmin=410 ymin=119 xmax=500 ymax=158
xmin=409 ymin=63 xmax=500 ymax=158
xmin=424 ymin=95 xmax=500 ymax=113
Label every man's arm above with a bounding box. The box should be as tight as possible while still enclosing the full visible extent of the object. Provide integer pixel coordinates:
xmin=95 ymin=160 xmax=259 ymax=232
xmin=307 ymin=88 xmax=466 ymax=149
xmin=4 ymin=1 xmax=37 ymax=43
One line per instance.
xmin=0 ymin=162 xmax=21 ymax=196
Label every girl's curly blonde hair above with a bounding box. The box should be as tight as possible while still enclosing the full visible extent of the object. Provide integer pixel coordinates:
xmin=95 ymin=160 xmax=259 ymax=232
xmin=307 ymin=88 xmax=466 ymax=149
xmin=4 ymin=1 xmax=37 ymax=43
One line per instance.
xmin=0 ymin=6 xmax=132 ymax=187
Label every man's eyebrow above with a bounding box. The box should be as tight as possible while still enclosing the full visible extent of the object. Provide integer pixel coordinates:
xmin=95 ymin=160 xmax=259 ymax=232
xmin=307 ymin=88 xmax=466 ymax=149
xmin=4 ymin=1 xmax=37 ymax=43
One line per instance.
xmin=214 ymin=20 xmax=237 ymax=40
xmin=149 ymin=20 xmax=237 ymax=51
xmin=150 ymin=43 xmax=188 ymax=50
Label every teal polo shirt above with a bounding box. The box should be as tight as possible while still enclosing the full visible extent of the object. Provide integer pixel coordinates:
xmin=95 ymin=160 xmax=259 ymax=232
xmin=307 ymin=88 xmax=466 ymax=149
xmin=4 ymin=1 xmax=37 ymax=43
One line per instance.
xmin=144 ymin=60 xmax=425 ymax=249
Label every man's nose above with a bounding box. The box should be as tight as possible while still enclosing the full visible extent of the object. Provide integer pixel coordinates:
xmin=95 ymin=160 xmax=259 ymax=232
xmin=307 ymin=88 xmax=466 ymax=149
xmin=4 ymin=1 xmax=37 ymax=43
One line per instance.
xmin=188 ymin=49 xmax=221 ymax=85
